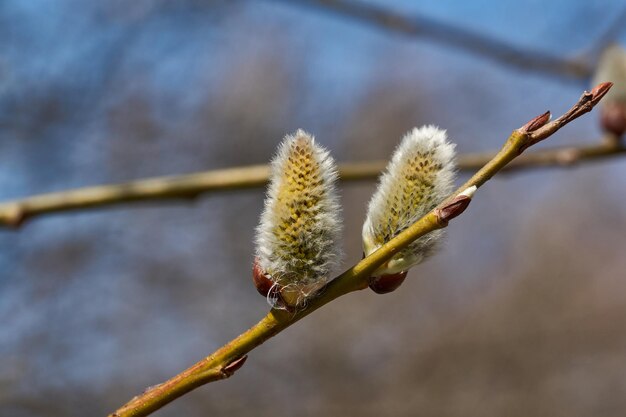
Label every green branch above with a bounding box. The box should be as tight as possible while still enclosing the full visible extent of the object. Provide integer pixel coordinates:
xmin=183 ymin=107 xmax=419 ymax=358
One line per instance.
xmin=108 ymin=83 xmax=612 ymax=417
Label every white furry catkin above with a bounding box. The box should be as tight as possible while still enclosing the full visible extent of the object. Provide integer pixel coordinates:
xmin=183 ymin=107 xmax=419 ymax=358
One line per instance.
xmin=593 ymin=45 xmax=626 ymax=103
xmin=592 ymin=44 xmax=626 ymax=136
xmin=255 ymin=130 xmax=342 ymax=307
xmin=362 ymin=125 xmax=456 ymax=277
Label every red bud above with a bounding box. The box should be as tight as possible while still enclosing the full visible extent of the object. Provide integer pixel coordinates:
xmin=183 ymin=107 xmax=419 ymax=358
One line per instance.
xmin=590 ymin=82 xmax=613 ymax=105
xmin=519 ymin=111 xmax=551 ymax=133
xmin=369 ymin=271 xmax=408 ymax=294
xmin=601 ymin=101 xmax=626 ymax=137
xmin=252 ymin=258 xmax=274 ymax=297
xmin=435 ymin=193 xmax=472 ymax=225
xmin=222 ymin=355 xmax=248 ymax=377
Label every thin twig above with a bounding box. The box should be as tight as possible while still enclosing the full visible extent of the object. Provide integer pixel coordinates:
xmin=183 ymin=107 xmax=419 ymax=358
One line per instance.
xmin=0 ymin=139 xmax=624 ymax=228
xmin=108 ymin=83 xmax=612 ymax=417
xmin=271 ymin=0 xmax=595 ymax=81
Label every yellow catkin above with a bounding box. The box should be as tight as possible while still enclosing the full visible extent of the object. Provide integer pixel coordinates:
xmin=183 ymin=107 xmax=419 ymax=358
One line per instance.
xmin=363 ymin=126 xmax=456 ymax=276
xmin=256 ymin=130 xmax=341 ymax=306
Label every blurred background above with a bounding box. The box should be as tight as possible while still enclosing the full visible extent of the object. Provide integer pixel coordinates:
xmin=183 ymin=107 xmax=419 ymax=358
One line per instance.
xmin=1 ymin=1 xmax=626 ymax=416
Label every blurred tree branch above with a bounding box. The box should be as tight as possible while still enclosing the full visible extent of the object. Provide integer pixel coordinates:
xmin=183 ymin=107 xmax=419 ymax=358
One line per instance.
xmin=107 ymin=83 xmax=612 ymax=417
xmin=0 ymin=138 xmax=624 ymax=228
xmin=273 ymin=0 xmax=626 ymax=81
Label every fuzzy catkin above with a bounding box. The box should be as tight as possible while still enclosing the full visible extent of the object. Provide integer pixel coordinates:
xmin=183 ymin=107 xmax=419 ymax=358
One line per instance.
xmin=255 ymin=130 xmax=342 ymax=301
xmin=362 ymin=126 xmax=456 ymax=276
xmin=592 ymin=45 xmax=626 ymax=136
xmin=593 ymin=45 xmax=626 ymax=102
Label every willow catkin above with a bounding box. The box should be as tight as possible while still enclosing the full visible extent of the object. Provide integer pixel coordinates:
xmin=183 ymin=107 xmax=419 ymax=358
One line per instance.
xmin=362 ymin=126 xmax=456 ymax=279
xmin=254 ymin=130 xmax=342 ymax=308
xmin=592 ymin=44 xmax=626 ymax=136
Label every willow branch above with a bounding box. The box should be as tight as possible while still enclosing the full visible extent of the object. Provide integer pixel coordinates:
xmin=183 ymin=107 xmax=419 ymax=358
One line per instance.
xmin=0 ymin=147 xmax=622 ymax=226
xmin=271 ymin=0 xmax=595 ymax=81
xmin=1 ymin=139 xmax=624 ymax=228
xmin=108 ymin=83 xmax=612 ymax=417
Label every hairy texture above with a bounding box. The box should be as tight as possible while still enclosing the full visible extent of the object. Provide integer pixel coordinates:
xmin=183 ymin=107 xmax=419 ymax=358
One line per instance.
xmin=363 ymin=126 xmax=456 ymax=276
xmin=594 ymin=45 xmax=626 ymax=101
xmin=256 ymin=130 xmax=342 ymax=304
xmin=593 ymin=45 xmax=626 ymax=136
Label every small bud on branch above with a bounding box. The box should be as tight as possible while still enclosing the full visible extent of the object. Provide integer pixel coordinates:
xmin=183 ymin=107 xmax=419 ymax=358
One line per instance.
xmin=435 ymin=185 xmax=477 ymax=225
xmin=368 ymin=271 xmax=408 ymax=294
xmin=518 ymin=82 xmax=613 ymax=152
xmin=221 ymin=355 xmax=248 ymax=377
xmin=519 ymin=111 xmax=552 ymax=133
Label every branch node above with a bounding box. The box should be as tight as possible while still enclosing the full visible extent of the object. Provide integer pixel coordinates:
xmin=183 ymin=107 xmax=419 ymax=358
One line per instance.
xmin=435 ymin=186 xmax=476 ymax=225
xmin=221 ymin=355 xmax=248 ymax=377
xmin=519 ymin=110 xmax=551 ymax=133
